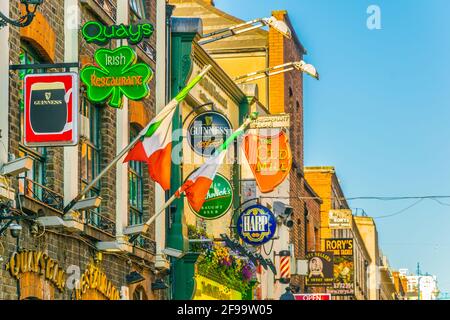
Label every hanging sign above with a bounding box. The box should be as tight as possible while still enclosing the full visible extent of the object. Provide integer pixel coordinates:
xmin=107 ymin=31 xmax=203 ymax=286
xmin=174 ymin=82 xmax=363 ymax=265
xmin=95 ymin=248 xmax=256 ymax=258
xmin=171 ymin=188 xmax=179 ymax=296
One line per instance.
xmin=189 ymin=173 xmax=233 ymax=220
xmin=243 ymin=131 xmax=292 ymax=193
xmin=80 ymin=46 xmax=153 ymax=109
xmin=325 ymin=239 xmax=355 ymax=296
xmin=305 ymin=252 xmax=335 ymax=287
xmin=329 ymin=210 xmax=352 ymax=229
xmin=249 ymin=114 xmax=290 ymax=129
xmin=187 ymin=111 xmax=233 ymax=158
xmin=237 ymin=204 xmax=277 ymax=246
xmin=24 ymin=73 xmax=79 ymax=147
xmin=82 ymin=21 xmax=154 ymax=46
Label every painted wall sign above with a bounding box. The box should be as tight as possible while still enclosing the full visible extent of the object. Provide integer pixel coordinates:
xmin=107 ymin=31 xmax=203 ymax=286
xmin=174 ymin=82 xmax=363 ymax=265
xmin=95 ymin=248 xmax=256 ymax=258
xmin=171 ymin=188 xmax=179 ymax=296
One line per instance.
xmin=325 ymin=239 xmax=355 ymax=296
xmin=243 ymin=131 xmax=292 ymax=193
xmin=249 ymin=114 xmax=290 ymax=129
xmin=193 ymin=274 xmax=242 ymax=300
xmin=329 ymin=210 xmax=353 ymax=229
xmin=5 ymin=250 xmax=66 ymax=292
xmin=80 ymin=46 xmax=153 ymax=109
xmin=237 ymin=204 xmax=277 ymax=246
xmin=187 ymin=111 xmax=233 ymax=157
xmin=189 ymin=173 xmax=233 ymax=220
xmin=305 ymin=252 xmax=335 ymax=287
xmin=82 ymin=21 xmax=154 ymax=46
xmin=24 ymin=73 xmax=79 ymax=147
xmin=74 ymin=263 xmax=120 ymax=300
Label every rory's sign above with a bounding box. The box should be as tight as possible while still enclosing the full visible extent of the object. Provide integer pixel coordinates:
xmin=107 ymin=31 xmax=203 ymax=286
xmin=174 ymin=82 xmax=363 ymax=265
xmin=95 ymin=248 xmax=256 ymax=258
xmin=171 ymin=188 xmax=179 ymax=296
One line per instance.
xmin=237 ymin=204 xmax=277 ymax=246
xmin=80 ymin=46 xmax=153 ymax=109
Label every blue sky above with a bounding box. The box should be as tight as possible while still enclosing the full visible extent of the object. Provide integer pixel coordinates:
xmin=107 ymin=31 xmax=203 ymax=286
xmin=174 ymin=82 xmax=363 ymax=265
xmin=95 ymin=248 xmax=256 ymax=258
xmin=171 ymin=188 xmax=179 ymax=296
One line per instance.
xmin=215 ymin=0 xmax=450 ymax=294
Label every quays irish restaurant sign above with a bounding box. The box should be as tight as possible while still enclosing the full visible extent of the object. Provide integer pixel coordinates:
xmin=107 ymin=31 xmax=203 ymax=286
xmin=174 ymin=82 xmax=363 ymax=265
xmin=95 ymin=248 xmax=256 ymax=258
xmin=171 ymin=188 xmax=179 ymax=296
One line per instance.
xmin=189 ymin=173 xmax=233 ymax=220
xmin=237 ymin=205 xmax=277 ymax=246
xmin=82 ymin=21 xmax=154 ymax=46
xmin=80 ymin=46 xmax=153 ymax=109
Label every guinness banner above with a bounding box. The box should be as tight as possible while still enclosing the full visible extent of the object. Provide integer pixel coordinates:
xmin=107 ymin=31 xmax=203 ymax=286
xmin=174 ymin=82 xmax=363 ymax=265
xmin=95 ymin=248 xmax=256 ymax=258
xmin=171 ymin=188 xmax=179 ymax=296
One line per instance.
xmin=24 ymin=73 xmax=79 ymax=147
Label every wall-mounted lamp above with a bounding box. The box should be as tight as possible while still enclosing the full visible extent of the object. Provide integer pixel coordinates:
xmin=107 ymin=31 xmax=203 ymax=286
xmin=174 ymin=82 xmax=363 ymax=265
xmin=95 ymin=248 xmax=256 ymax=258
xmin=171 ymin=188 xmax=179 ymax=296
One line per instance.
xmin=0 ymin=0 xmax=44 ymax=29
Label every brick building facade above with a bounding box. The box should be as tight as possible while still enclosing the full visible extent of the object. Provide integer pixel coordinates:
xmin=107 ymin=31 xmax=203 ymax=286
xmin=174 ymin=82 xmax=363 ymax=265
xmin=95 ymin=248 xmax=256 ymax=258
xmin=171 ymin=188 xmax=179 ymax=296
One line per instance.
xmin=0 ymin=0 xmax=163 ymax=300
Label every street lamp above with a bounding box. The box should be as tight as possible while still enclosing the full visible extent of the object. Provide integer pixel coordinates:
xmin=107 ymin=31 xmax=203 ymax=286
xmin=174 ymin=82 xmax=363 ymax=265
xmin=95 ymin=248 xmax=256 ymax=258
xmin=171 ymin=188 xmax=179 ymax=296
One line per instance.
xmin=0 ymin=0 xmax=43 ymax=30
xmin=234 ymin=61 xmax=320 ymax=84
xmin=198 ymin=16 xmax=292 ymax=45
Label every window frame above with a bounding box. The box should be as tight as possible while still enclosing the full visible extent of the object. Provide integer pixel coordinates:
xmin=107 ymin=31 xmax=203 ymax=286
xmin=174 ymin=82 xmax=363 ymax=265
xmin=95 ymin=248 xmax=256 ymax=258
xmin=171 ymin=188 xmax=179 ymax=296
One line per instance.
xmin=128 ymin=125 xmax=145 ymax=226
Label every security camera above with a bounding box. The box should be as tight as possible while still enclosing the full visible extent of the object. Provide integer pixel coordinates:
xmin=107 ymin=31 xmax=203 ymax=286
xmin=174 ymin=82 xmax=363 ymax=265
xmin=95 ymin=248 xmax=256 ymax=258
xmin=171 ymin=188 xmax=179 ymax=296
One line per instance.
xmin=273 ymin=201 xmax=294 ymax=229
xmin=9 ymin=222 xmax=22 ymax=238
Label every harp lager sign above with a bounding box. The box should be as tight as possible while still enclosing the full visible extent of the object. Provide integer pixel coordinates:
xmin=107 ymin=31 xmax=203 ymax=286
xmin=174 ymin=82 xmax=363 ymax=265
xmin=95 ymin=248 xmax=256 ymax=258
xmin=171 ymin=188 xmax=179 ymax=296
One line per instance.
xmin=237 ymin=204 xmax=277 ymax=246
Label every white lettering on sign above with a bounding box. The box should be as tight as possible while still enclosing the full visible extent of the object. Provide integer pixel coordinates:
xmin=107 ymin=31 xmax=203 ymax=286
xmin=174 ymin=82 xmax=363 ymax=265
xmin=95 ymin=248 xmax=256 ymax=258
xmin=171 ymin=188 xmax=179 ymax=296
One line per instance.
xmin=105 ymin=53 xmax=126 ymax=66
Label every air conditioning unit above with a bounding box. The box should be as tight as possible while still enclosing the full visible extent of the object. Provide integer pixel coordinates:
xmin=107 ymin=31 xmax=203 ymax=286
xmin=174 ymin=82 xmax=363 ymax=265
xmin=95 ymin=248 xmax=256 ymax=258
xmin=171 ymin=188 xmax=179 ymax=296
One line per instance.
xmin=80 ymin=114 xmax=90 ymax=139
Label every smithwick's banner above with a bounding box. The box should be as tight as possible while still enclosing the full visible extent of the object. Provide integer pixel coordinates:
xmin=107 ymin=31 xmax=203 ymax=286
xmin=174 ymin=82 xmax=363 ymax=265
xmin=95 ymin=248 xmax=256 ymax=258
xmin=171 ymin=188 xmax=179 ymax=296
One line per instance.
xmin=24 ymin=73 xmax=79 ymax=147
xmin=325 ymin=239 xmax=355 ymax=296
xmin=305 ymin=252 xmax=334 ymax=287
xmin=80 ymin=46 xmax=153 ymax=109
xmin=243 ymin=131 xmax=292 ymax=193
xmin=237 ymin=204 xmax=277 ymax=246
xmin=189 ymin=173 xmax=233 ymax=220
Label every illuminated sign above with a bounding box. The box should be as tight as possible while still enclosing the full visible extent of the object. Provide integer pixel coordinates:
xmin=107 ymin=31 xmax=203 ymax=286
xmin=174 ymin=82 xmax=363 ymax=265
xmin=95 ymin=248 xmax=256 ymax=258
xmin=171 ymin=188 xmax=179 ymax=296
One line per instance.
xmin=243 ymin=131 xmax=292 ymax=193
xmin=24 ymin=73 xmax=79 ymax=147
xmin=187 ymin=111 xmax=233 ymax=158
xmin=189 ymin=173 xmax=233 ymax=220
xmin=305 ymin=252 xmax=335 ymax=287
xmin=237 ymin=204 xmax=277 ymax=246
xmin=294 ymin=294 xmax=332 ymax=301
xmin=80 ymin=46 xmax=153 ymax=109
xmin=82 ymin=21 xmax=154 ymax=46
xmin=193 ymin=275 xmax=242 ymax=300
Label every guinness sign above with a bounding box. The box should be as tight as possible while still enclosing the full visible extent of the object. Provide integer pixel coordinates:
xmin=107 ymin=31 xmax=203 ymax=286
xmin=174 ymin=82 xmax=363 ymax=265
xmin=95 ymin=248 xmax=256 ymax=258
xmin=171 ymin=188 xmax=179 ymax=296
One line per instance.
xmin=24 ymin=73 xmax=79 ymax=147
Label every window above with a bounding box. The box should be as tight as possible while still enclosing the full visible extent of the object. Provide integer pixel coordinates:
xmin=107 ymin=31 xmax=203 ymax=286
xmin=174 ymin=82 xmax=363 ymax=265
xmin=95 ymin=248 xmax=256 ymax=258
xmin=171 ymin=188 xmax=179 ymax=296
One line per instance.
xmin=130 ymin=0 xmax=146 ymax=21
xmin=18 ymin=44 xmax=47 ymax=198
xmin=80 ymin=98 xmax=102 ymax=226
xmin=128 ymin=125 xmax=144 ymax=226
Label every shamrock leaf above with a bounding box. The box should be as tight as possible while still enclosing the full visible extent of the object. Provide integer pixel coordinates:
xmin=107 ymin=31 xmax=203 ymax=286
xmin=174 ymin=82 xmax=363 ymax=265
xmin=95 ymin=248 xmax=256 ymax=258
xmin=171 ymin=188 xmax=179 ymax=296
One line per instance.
xmin=80 ymin=46 xmax=153 ymax=109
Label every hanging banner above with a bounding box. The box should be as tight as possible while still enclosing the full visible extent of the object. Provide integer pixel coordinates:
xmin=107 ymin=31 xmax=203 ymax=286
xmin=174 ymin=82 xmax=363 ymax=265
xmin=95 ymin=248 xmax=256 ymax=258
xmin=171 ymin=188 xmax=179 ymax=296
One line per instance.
xmin=80 ymin=46 xmax=153 ymax=109
xmin=187 ymin=111 xmax=233 ymax=158
xmin=237 ymin=204 xmax=277 ymax=246
xmin=325 ymin=239 xmax=355 ymax=296
xmin=82 ymin=21 xmax=154 ymax=46
xmin=189 ymin=173 xmax=233 ymax=220
xmin=243 ymin=131 xmax=292 ymax=193
xmin=305 ymin=252 xmax=334 ymax=287
xmin=24 ymin=73 xmax=79 ymax=147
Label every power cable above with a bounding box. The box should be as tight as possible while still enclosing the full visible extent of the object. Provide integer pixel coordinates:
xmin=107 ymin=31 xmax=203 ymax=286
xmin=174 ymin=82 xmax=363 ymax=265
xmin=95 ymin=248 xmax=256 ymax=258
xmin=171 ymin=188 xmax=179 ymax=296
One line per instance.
xmin=373 ymin=199 xmax=425 ymax=220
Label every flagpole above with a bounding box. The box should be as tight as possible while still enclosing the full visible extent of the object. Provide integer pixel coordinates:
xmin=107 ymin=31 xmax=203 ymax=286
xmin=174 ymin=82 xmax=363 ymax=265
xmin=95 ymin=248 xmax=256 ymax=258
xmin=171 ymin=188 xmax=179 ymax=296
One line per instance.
xmin=63 ymin=65 xmax=213 ymax=214
xmin=130 ymin=112 xmax=259 ymax=241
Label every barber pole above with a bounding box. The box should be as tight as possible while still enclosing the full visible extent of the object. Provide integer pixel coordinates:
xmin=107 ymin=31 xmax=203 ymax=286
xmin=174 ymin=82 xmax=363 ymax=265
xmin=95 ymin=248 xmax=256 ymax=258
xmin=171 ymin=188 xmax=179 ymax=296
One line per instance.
xmin=280 ymin=255 xmax=291 ymax=282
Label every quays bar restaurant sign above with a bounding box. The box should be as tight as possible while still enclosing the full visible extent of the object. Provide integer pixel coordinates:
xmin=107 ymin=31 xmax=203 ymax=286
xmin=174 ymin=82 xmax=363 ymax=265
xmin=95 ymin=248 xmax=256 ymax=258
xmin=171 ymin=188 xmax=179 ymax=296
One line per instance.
xmin=243 ymin=131 xmax=292 ymax=193
xmin=5 ymin=250 xmax=66 ymax=292
xmin=82 ymin=21 xmax=154 ymax=46
xmin=80 ymin=46 xmax=153 ymax=109
xmin=74 ymin=263 xmax=120 ymax=300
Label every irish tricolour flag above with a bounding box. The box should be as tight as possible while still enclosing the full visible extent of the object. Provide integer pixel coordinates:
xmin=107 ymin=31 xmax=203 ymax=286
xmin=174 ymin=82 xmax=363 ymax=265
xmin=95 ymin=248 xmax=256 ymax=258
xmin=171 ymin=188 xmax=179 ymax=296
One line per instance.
xmin=176 ymin=115 xmax=255 ymax=212
xmin=124 ymin=65 xmax=212 ymax=191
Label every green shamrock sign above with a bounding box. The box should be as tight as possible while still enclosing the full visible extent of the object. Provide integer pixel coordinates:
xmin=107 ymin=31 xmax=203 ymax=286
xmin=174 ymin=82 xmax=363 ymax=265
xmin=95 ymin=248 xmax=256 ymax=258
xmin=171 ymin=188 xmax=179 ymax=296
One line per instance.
xmin=80 ymin=46 xmax=153 ymax=109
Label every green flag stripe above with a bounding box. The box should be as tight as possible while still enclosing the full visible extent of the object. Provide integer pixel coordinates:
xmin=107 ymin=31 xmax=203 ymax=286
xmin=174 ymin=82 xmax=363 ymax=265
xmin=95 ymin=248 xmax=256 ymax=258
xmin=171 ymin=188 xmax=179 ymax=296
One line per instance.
xmin=216 ymin=127 xmax=245 ymax=154
xmin=144 ymin=120 xmax=163 ymax=138
xmin=175 ymin=74 xmax=204 ymax=103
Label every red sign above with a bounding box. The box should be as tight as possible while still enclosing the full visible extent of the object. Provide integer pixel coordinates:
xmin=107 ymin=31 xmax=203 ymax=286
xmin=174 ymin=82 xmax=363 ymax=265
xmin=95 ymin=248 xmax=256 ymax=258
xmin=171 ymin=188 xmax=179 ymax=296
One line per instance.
xmin=294 ymin=294 xmax=331 ymax=301
xmin=24 ymin=73 xmax=79 ymax=147
xmin=243 ymin=131 xmax=292 ymax=193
